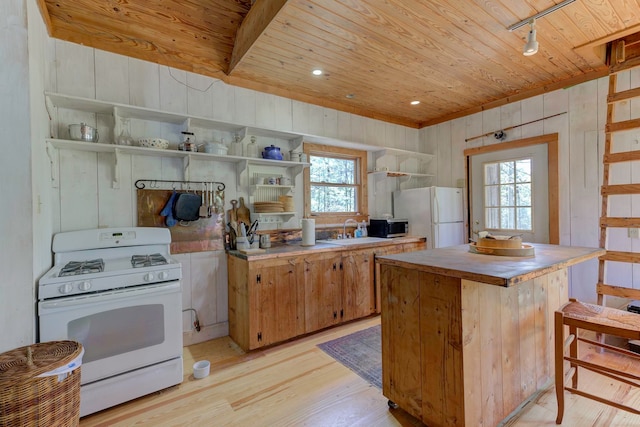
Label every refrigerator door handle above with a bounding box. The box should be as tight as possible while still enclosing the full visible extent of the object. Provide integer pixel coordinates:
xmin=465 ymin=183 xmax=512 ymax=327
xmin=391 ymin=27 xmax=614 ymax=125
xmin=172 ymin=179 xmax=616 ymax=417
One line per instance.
xmin=433 ymin=192 xmax=439 ymax=224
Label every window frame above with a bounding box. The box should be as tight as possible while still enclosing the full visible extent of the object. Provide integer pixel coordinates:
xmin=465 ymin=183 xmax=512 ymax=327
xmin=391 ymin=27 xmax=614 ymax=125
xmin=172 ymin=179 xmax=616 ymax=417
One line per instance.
xmin=303 ymin=142 xmax=368 ymax=225
xmin=483 ymin=157 xmax=533 ymax=232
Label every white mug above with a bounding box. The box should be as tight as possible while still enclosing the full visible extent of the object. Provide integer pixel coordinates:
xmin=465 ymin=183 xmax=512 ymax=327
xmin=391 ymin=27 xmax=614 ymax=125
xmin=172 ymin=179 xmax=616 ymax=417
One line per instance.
xmin=260 ymin=234 xmax=271 ymax=248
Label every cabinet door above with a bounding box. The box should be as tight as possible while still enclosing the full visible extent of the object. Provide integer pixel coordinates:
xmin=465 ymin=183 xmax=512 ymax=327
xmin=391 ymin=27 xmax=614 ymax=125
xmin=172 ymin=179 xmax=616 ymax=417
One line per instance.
xmin=342 ymin=250 xmax=374 ymax=322
xmin=252 ymin=261 xmax=301 ymax=347
xmin=304 ymin=253 xmax=342 ymax=333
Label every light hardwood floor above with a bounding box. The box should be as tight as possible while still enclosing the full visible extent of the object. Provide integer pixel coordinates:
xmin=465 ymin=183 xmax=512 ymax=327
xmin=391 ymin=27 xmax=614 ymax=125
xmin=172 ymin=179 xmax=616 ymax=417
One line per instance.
xmin=80 ymin=316 xmax=640 ymax=427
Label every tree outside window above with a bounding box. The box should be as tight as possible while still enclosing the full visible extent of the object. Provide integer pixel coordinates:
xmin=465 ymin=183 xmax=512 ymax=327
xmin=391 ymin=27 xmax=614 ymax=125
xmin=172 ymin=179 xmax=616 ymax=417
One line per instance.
xmin=304 ymin=143 xmax=368 ymax=224
xmin=484 ymin=158 xmax=532 ymax=231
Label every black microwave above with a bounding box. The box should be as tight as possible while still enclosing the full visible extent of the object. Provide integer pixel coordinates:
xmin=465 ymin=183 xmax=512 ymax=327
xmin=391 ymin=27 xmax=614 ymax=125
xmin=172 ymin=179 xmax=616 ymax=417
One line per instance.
xmin=369 ymin=218 xmax=408 ymax=238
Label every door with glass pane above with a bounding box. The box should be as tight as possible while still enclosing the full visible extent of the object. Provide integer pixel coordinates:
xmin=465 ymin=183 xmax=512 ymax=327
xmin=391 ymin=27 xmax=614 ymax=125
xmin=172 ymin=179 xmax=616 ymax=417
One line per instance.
xmin=470 ymin=145 xmax=549 ymax=243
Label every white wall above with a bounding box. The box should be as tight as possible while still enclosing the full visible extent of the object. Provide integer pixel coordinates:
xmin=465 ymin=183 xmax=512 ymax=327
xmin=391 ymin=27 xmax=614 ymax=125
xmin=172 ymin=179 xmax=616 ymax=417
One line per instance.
xmin=0 ymin=0 xmax=35 ymax=352
xmin=421 ymin=71 xmax=640 ymax=304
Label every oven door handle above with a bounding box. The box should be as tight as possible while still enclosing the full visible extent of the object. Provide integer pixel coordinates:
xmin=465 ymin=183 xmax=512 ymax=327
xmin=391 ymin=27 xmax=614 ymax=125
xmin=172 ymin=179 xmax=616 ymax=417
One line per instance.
xmin=39 ymin=281 xmax=181 ymax=310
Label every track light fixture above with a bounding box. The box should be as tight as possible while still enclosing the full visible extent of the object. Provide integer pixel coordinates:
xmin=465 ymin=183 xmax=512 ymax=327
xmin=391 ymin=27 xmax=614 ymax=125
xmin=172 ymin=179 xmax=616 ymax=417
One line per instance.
xmin=523 ymin=19 xmax=538 ymax=56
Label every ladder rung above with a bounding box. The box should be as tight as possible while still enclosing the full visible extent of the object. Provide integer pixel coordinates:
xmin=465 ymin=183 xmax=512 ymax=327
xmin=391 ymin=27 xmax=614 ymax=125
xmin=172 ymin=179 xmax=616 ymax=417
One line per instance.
xmin=605 ymin=151 xmax=640 ymax=164
xmin=600 ymin=217 xmax=640 ymax=227
xmin=601 ymin=184 xmax=640 ymax=195
xmin=599 ymin=251 xmax=640 ymax=263
xmin=597 ymin=282 xmax=640 ymax=299
xmin=606 ymin=117 xmax=640 ymax=134
xmin=607 ymin=87 xmax=640 ymax=104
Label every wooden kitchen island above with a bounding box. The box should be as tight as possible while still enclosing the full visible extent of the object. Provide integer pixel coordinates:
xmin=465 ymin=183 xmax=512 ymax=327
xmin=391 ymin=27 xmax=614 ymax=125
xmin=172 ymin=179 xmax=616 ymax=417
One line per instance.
xmin=376 ymin=243 xmax=604 ymax=427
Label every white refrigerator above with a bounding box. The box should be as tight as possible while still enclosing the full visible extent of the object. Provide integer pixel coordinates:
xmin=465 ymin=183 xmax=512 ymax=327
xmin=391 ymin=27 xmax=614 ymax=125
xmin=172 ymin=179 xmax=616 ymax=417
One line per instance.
xmin=393 ymin=186 xmax=465 ymax=249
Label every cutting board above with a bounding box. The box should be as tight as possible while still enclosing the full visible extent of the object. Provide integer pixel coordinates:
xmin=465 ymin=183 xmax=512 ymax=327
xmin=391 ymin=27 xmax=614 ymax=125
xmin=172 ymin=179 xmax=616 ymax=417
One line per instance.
xmin=236 ymin=197 xmax=251 ymax=227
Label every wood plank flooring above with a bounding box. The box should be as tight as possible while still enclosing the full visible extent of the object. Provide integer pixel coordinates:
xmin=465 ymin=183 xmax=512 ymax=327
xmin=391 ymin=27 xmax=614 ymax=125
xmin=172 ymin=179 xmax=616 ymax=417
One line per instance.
xmin=80 ymin=316 xmax=640 ymax=427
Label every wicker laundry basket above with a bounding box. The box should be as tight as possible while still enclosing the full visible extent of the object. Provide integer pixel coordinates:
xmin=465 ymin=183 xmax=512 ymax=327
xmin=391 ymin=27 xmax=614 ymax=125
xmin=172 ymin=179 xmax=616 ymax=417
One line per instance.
xmin=0 ymin=341 xmax=83 ymax=427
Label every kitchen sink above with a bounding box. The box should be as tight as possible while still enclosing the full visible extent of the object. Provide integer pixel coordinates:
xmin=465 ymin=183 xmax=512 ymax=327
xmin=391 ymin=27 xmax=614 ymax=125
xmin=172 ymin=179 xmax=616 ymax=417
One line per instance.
xmin=316 ymin=237 xmax=390 ymax=246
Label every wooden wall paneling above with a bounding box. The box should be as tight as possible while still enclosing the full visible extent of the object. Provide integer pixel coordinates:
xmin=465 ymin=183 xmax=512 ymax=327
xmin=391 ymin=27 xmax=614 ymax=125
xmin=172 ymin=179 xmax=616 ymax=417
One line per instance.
xmin=481 ymin=107 xmax=501 ymax=142
xmin=255 ymin=91 xmax=276 ymax=129
xmin=436 ymin=122 xmax=452 ymax=187
xmin=406 ymin=127 xmax=419 ymax=152
xmin=186 ymin=72 xmax=215 ymax=119
xmin=95 ymin=50 xmax=129 ymax=104
xmin=519 ymin=96 xmax=544 ymax=139
xmin=159 ymin=66 xmax=187 ymax=114
xmin=478 ymin=278 xmax=503 ymax=427
xmin=291 ymin=100 xmax=309 ymax=134
xmin=500 ymin=280 xmax=522 ymax=415
xmin=380 ymin=265 xmax=422 ymax=420
xmin=500 ymin=101 xmax=522 ymax=142
xmin=350 ymin=114 xmax=366 ymax=145
xmin=464 ymin=112 xmax=483 ymax=149
xmin=210 ymin=80 xmax=235 ymax=123
xmin=420 ymin=273 xmax=464 ymax=427
xmin=322 ymin=107 xmax=338 ymax=139
xmin=234 ymin=86 xmax=256 ymax=126
xmin=517 ymin=279 xmax=536 ymax=404
xmin=274 ymin=94 xmax=293 ymax=132
xmin=190 ymin=251 xmax=219 ymax=328
xmin=450 ymin=118 xmax=467 ymax=188
xmin=128 ymin=57 xmax=160 ymax=109
xmin=59 ymin=150 xmax=99 ymax=231
xmin=336 ymin=111 xmax=352 ymax=142
xmin=97 ymin=152 xmax=133 ymax=227
xmin=533 ymin=275 xmax=550 ymax=390
xmin=174 ymin=253 xmax=192 ymax=332
xmin=307 ymin=104 xmax=324 ymax=136
xmin=54 ymin=39 xmax=95 ymax=98
xmin=460 ymin=279 xmax=481 ymax=427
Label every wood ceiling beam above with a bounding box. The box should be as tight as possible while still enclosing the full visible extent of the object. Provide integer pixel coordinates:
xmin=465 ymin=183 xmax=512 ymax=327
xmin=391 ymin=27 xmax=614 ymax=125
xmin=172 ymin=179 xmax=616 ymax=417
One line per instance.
xmin=228 ymin=0 xmax=289 ymax=74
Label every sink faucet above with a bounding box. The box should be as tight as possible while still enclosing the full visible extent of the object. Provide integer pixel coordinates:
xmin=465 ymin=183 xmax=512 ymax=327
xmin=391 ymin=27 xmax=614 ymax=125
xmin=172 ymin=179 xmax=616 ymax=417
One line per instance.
xmin=343 ymin=218 xmax=358 ymax=239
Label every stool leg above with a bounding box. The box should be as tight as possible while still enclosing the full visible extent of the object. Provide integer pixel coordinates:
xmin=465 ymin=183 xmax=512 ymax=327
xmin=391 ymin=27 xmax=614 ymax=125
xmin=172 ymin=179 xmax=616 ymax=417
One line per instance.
xmin=569 ymin=325 xmax=578 ymax=388
xmin=555 ymin=311 xmax=565 ymax=424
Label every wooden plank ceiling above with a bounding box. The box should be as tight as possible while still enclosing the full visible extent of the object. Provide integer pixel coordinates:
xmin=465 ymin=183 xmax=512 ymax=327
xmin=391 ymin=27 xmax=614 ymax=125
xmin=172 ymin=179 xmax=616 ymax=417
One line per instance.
xmin=37 ymin=0 xmax=640 ymax=128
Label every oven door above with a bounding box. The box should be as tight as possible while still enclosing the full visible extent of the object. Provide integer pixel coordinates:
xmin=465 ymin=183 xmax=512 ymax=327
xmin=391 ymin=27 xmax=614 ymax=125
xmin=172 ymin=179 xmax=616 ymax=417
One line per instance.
xmin=38 ymin=281 xmax=182 ymax=385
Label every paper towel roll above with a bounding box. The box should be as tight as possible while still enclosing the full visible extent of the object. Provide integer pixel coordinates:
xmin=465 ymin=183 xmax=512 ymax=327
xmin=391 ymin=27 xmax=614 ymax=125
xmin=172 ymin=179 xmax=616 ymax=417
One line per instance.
xmin=301 ymin=218 xmax=315 ymax=246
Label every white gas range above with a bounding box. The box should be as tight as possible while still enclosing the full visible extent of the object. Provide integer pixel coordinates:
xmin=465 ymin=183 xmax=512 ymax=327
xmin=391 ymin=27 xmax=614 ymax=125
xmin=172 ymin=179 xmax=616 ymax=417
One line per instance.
xmin=38 ymin=227 xmax=184 ymax=417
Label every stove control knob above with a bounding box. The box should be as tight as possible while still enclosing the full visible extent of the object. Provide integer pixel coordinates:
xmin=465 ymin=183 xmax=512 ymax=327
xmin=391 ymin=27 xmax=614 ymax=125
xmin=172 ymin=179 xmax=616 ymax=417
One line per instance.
xmin=144 ymin=273 xmax=155 ymax=282
xmin=59 ymin=283 xmax=73 ymax=294
xmin=158 ymin=271 xmax=169 ymax=280
xmin=78 ymin=281 xmax=92 ymax=291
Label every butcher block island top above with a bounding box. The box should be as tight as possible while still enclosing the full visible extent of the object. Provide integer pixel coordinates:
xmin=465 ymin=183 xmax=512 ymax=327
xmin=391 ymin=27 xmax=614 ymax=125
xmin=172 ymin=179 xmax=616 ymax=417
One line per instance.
xmin=376 ymin=243 xmax=604 ymax=427
xmin=377 ymin=243 xmax=604 ymax=287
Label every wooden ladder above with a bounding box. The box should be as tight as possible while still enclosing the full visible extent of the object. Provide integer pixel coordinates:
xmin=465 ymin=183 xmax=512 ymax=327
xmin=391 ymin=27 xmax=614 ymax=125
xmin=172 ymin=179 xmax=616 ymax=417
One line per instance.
xmin=598 ymin=64 xmax=640 ymax=306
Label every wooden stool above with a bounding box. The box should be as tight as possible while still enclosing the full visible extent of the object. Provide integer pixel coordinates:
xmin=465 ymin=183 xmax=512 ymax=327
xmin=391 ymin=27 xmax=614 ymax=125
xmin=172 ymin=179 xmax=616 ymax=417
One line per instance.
xmin=554 ymin=299 xmax=640 ymax=424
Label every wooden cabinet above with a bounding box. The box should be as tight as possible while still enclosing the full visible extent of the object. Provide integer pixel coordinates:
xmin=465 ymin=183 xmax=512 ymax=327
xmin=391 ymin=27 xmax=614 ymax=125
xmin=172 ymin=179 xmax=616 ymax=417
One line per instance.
xmin=341 ymin=249 xmax=375 ymax=322
xmin=228 ymin=238 xmax=426 ymax=351
xmin=303 ymin=252 xmax=342 ymax=333
xmin=227 ymin=255 xmax=304 ymax=350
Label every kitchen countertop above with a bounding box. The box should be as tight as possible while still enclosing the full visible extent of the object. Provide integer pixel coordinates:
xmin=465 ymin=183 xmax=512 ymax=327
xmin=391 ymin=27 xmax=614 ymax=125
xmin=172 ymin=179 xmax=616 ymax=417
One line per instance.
xmin=228 ymin=236 xmax=426 ymax=260
xmin=377 ymin=242 xmax=604 ymax=287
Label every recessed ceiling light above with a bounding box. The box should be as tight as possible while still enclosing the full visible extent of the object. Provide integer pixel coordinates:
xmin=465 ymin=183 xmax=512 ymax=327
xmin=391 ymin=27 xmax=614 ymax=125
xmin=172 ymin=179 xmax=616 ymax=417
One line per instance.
xmin=312 ymin=69 xmax=323 ymax=76
xmin=346 ymin=94 xmax=355 ymax=99
xmin=410 ymin=100 xmax=420 ymax=105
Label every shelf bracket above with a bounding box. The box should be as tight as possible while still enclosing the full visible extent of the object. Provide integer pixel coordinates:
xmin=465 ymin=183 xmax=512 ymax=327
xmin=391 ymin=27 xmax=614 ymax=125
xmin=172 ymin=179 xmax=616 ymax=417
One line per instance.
xmin=45 ymin=141 xmax=59 ymax=188
xmin=236 ymin=159 xmax=249 ymax=190
xmin=291 ymin=136 xmax=304 ymax=153
xmin=112 ymin=148 xmax=121 ymax=189
xmin=183 ymin=154 xmax=192 ymax=181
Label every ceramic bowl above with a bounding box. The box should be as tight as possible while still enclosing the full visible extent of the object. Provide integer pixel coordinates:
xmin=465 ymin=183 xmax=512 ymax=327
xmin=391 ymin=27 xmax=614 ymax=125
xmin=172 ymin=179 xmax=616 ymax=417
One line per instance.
xmin=193 ymin=360 xmax=210 ymax=379
xmin=138 ymin=138 xmax=169 ymax=149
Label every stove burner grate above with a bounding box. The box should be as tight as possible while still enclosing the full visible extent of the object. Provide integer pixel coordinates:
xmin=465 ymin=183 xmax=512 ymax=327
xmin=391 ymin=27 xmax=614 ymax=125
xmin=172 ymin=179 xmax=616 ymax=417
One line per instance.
xmin=131 ymin=253 xmax=168 ymax=268
xmin=59 ymin=259 xmax=105 ymax=277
